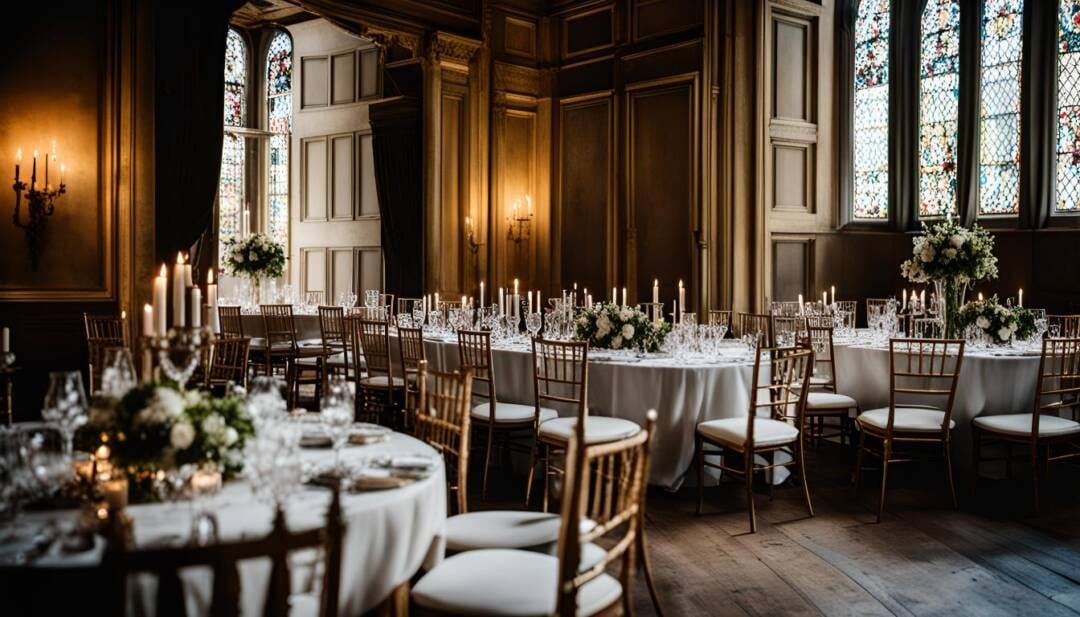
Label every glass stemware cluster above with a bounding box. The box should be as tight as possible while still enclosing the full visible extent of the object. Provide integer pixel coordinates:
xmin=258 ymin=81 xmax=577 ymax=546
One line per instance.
xmin=867 ymin=299 xmax=901 ymax=344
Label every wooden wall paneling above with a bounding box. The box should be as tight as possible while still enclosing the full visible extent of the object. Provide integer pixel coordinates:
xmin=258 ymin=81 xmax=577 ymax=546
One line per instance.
xmin=440 ymin=81 xmax=468 ymax=294
xmin=330 ymin=133 xmax=355 ymax=220
xmin=328 ymin=246 xmax=355 ymax=298
xmin=772 ymin=139 xmax=814 ymax=212
xmin=557 ymin=91 xmax=615 ymax=294
xmin=620 ymin=39 xmax=703 ymax=86
xmin=561 ymin=4 xmax=616 ymax=60
xmin=771 ymin=237 xmax=813 ymax=302
xmin=503 ymin=15 xmax=537 ymax=59
xmin=301 ymin=136 xmax=328 ymax=221
xmin=357 ymin=247 xmax=384 ymax=292
xmin=624 ymin=74 xmax=699 ymax=309
xmin=359 ymin=48 xmax=380 ymax=98
xmin=357 ymin=132 xmax=379 ymax=216
xmin=631 ymin=0 xmax=705 ymax=42
xmin=331 ymin=51 xmax=356 ymax=105
xmin=301 ymin=247 xmax=327 ymax=295
xmin=301 ymin=56 xmax=329 ymax=108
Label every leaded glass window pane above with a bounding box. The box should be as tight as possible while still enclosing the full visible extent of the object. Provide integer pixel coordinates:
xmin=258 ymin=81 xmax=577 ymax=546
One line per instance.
xmin=218 ymin=133 xmax=245 ymax=253
xmin=979 ymin=0 xmax=1022 ymax=216
xmin=1057 ymin=0 xmax=1080 ymax=212
xmin=853 ymin=0 xmax=890 ymax=220
xmin=266 ymin=30 xmax=292 ymax=251
xmin=224 ymin=29 xmax=246 ymax=128
xmin=919 ymin=0 xmax=960 ymax=218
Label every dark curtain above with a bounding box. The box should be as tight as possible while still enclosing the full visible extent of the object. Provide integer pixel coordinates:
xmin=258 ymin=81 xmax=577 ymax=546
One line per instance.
xmin=889 ymin=0 xmax=928 ymax=232
xmin=1021 ymin=0 xmax=1056 ymax=229
xmin=370 ymin=94 xmax=424 ymax=298
xmin=836 ymin=0 xmax=857 ymax=226
xmin=153 ymin=0 xmax=244 ymax=279
xmin=956 ymin=1 xmax=983 ymax=226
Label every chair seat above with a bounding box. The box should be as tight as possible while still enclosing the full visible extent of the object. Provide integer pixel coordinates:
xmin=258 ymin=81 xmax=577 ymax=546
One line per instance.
xmin=807 ymin=392 xmax=858 ymax=411
xmin=973 ymin=413 xmax=1080 ymax=438
xmin=857 ymin=407 xmax=955 ymax=433
xmin=325 ymin=352 xmax=349 ymax=368
xmin=697 ymin=417 xmax=798 ymax=449
xmin=412 ymin=549 xmax=622 ymax=617
xmin=538 ymin=416 xmax=641 ymax=444
xmin=360 ymin=375 xmax=405 ymax=388
xmin=249 ymin=337 xmax=267 ymax=350
xmin=471 ymin=402 xmax=558 ymax=424
xmin=809 ymin=375 xmax=831 ymax=386
xmin=298 ymin=338 xmax=323 ymax=348
xmin=445 ymin=511 xmax=561 ymax=552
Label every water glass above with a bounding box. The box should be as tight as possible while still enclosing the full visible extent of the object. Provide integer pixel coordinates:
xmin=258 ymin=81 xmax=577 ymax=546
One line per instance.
xmin=364 ymin=290 xmax=381 ymax=309
xmin=42 ymin=371 xmax=88 ymax=459
xmin=100 ymin=347 xmax=138 ymax=399
xmin=322 ymin=376 xmax=354 ymax=473
xmin=247 ymin=376 xmax=288 ymax=425
xmin=526 ymin=312 xmax=543 ymax=339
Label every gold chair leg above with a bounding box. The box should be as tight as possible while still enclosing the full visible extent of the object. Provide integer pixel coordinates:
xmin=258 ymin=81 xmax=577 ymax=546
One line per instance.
xmin=745 ymin=452 xmax=757 ymax=533
xmin=481 ymin=423 xmax=495 ymax=498
xmin=943 ymin=439 xmax=957 ymax=509
xmin=1031 ymin=442 xmax=1041 ymax=514
xmin=636 ymin=520 xmax=665 ymax=617
xmin=876 ymin=439 xmax=891 ymax=523
xmin=797 ymin=441 xmax=814 ymax=518
xmin=971 ymin=427 xmax=981 ymax=499
xmin=853 ymin=429 xmax=866 ymax=494
xmin=694 ymin=434 xmax=704 ymax=515
xmin=542 ymin=444 xmax=551 ymax=513
xmin=524 ymin=442 xmax=538 ymax=508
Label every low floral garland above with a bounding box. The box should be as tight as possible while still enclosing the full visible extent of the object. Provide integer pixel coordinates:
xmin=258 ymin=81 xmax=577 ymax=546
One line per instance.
xmin=957 ymin=297 xmax=1036 ymax=345
xmin=223 ymin=233 xmax=286 ymax=280
xmin=574 ymin=303 xmax=670 ymax=352
xmin=83 ymin=382 xmax=254 ymax=478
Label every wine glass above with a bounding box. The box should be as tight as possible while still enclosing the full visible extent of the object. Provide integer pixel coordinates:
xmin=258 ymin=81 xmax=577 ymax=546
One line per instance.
xmin=526 ymin=312 xmax=543 ymax=339
xmin=412 ymin=303 xmax=426 ymax=327
xmin=321 ymin=376 xmax=354 ymax=474
xmin=364 ymin=290 xmax=380 ymax=309
xmin=42 ymin=371 xmax=88 ymax=459
xmin=246 ymin=376 xmax=287 ymax=426
xmin=100 ymin=347 xmax=137 ymax=399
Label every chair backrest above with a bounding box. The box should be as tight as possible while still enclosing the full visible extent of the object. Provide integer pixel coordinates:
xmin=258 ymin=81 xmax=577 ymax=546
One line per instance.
xmin=555 ymin=412 xmax=656 ymax=617
xmin=398 ymin=326 xmax=427 ymax=387
xmin=1032 ymin=337 xmax=1080 ymax=436
xmin=107 ymin=487 xmax=344 ymax=617
xmin=318 ymin=305 xmax=348 ymax=353
xmin=771 ymin=315 xmax=806 ymax=347
xmin=218 ymin=306 xmax=244 ymax=338
xmin=351 ymin=318 xmax=393 ymax=379
xmin=911 ymin=317 xmax=944 ymax=339
xmin=206 ymin=337 xmax=251 ymax=391
xmin=1048 ymin=314 xmax=1080 ymax=337
xmin=708 ymin=309 xmax=732 ymax=330
xmin=769 ymin=301 xmax=801 ymax=317
xmin=260 ymin=304 xmax=299 ymax=355
xmin=84 ymin=313 xmax=126 ymax=392
xmin=805 ymin=324 xmax=837 ymax=390
xmin=735 ymin=312 xmax=773 ymax=346
xmin=532 ymin=338 xmax=589 ymax=422
xmin=413 ymin=361 xmax=473 ymax=515
xmin=887 ymin=338 xmax=965 ymax=434
xmin=637 ymin=302 xmax=664 ymax=323
xmin=396 ymin=297 xmax=422 ymax=319
xmin=457 ymin=330 xmax=495 ymax=405
xmin=743 ymin=346 xmax=814 ymax=448
xmin=866 ymin=298 xmax=892 ymax=317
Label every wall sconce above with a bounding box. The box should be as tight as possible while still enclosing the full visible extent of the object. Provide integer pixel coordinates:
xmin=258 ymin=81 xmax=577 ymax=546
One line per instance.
xmin=506 ymin=195 xmax=533 ymax=245
xmin=465 ymin=215 xmax=483 ymax=256
xmin=12 ymin=142 xmax=66 ymax=270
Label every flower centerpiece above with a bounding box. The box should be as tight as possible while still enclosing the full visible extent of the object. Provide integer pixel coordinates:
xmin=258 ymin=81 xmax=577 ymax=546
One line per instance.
xmin=574 ymin=303 xmax=670 ymax=353
xmin=957 ymin=296 xmax=1036 ymax=345
xmin=82 ymin=382 xmax=254 ymax=501
xmin=900 ymin=218 xmax=998 ymax=338
xmin=222 ymin=233 xmax=286 ymax=304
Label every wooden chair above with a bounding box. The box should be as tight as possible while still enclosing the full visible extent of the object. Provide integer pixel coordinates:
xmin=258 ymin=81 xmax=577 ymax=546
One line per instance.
xmin=854 ymin=338 xmax=965 ymax=522
xmin=349 ymin=318 xmax=404 ymax=425
xmin=695 ymin=346 xmax=815 ymax=532
xmin=260 ymin=304 xmax=326 ymax=409
xmin=708 ymin=309 xmax=733 ymax=332
xmin=411 ymin=413 xmax=660 ymax=617
xmin=458 ymin=330 xmax=557 ymax=498
xmin=205 ymin=337 xmax=251 ymax=393
xmin=531 ymin=339 xmax=641 ymax=512
xmin=412 ymin=360 xmax=474 ymax=515
xmin=397 ymin=326 xmax=427 ymax=428
xmin=217 ymin=305 xmax=244 ymax=339
xmin=804 ymin=324 xmax=859 ymax=447
xmin=769 ymin=300 xmax=802 ymax=317
xmin=84 ymin=313 xmax=126 ymax=393
xmin=973 ymin=337 xmax=1080 ymax=511
xmin=771 ymin=315 xmax=806 ymax=347
xmin=734 ymin=312 xmax=773 ymax=346
xmin=105 ymin=486 xmax=344 ymax=617
xmin=866 ymin=298 xmax=893 ymax=320
xmin=1048 ymin=314 xmax=1080 ymax=337
xmin=318 ymin=305 xmax=353 ymax=382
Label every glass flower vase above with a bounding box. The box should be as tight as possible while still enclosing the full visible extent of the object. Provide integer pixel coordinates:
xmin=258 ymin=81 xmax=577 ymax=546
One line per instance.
xmin=933 ymin=277 xmax=967 ymax=339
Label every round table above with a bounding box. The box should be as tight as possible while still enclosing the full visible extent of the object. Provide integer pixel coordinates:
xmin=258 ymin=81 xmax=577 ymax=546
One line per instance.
xmin=6 ymin=431 xmax=446 ymax=615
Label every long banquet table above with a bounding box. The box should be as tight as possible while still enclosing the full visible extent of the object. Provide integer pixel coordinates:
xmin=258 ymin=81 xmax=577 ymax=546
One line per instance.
xmin=7 ymin=431 xmax=446 ymax=615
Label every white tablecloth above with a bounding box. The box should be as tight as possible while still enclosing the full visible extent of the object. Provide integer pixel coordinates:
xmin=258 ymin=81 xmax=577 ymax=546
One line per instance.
xmin=834 ymin=341 xmax=1042 ymax=478
xmin=8 ymin=431 xmax=446 ymax=616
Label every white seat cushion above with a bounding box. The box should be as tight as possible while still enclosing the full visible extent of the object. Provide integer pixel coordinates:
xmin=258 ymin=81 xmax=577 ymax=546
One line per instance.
xmin=857 ymin=407 xmax=955 ymax=433
xmin=809 ymin=375 xmax=831 ymax=386
xmin=539 ymin=416 xmax=641 ymax=444
xmin=249 ymin=336 xmax=267 ymax=350
xmin=973 ymin=413 xmax=1080 ymax=438
xmin=360 ymin=375 xmax=404 ymax=388
xmin=298 ymin=338 xmax=323 ymax=348
xmin=412 ymin=549 xmax=622 ymax=617
xmin=697 ymin=417 xmax=798 ymax=449
xmin=807 ymin=392 xmax=858 ymax=411
xmin=472 ymin=402 xmax=558 ymax=424
xmin=446 ymin=511 xmax=561 ymax=552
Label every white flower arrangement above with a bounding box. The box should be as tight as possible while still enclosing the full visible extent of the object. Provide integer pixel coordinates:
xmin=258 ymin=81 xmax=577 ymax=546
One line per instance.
xmin=574 ymin=303 xmax=670 ymax=352
xmin=957 ymin=296 xmax=1036 ymax=345
xmin=900 ymin=219 xmax=998 ymax=285
xmin=223 ymin=233 xmax=286 ymax=280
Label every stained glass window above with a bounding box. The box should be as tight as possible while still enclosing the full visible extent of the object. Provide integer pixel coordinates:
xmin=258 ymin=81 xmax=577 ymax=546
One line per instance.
xmin=979 ymin=0 xmax=1023 ymax=215
xmin=224 ymin=29 xmax=246 ymax=128
xmin=919 ymin=0 xmax=960 ymax=217
xmin=266 ymin=30 xmax=292 ymax=251
xmin=853 ymin=0 xmax=890 ymax=220
xmin=1057 ymin=1 xmax=1080 ymax=212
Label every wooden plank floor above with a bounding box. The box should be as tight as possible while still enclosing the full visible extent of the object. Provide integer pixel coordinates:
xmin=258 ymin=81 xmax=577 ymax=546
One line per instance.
xmin=473 ymin=442 xmax=1080 ymax=617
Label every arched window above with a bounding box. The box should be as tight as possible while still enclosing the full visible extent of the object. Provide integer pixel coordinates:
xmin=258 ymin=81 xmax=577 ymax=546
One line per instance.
xmin=219 ymin=28 xmax=248 ymax=258
xmin=979 ymin=0 xmax=1023 ymax=216
xmin=1057 ymin=0 xmax=1080 ymax=212
xmin=852 ymin=0 xmax=891 ymax=220
xmin=266 ymin=30 xmax=292 ymax=252
xmin=919 ymin=0 xmax=960 ymax=218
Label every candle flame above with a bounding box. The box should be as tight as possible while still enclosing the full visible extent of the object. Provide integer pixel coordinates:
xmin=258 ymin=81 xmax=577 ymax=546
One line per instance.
xmin=176 ymin=252 xmax=185 ymax=264
xmin=32 ymin=150 xmax=38 ymax=158
xmin=51 ymin=139 xmax=57 ymax=156
xmin=121 ymin=310 xmax=126 ymax=320
xmin=95 ymin=444 xmax=110 ymax=460
xmin=159 ymin=264 xmax=167 ymax=277
xmin=144 ymin=303 xmax=152 ymax=313
xmin=15 ymin=149 xmax=21 ymax=161
xmin=678 ymin=279 xmax=684 ymax=288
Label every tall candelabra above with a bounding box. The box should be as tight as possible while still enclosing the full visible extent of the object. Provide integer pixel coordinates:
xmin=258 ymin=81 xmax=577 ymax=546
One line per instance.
xmin=12 ymin=146 xmax=66 ymax=270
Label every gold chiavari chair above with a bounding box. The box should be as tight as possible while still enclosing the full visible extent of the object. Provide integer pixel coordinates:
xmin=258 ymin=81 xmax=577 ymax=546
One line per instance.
xmin=804 ymin=324 xmax=859 ymax=447
xmin=205 ymin=337 xmax=251 ymax=393
xmin=84 ymin=313 xmax=126 ymax=393
xmin=318 ymin=305 xmax=352 ymax=381
xmin=708 ymin=309 xmax=733 ymax=331
xmin=695 ymin=346 xmax=815 ymax=532
xmin=260 ymin=304 xmax=327 ymax=409
xmin=866 ymin=297 xmax=892 ymax=317
xmin=412 ymin=412 xmax=661 ymax=617
xmin=217 ymin=306 xmax=244 ymax=338
xmin=531 ymin=339 xmax=641 ymax=512
xmin=771 ymin=315 xmax=806 ymax=347
xmin=735 ymin=312 xmax=774 ymax=346
xmin=973 ymin=337 xmax=1080 ymax=511
xmin=1048 ymin=314 xmax=1080 ymax=337
xmin=412 ymin=361 xmax=474 ymax=515
xmin=457 ymin=330 xmax=557 ymax=498
xmin=854 ymin=338 xmax=965 ymax=522
xmin=398 ymin=326 xmax=427 ymax=429
xmin=396 ymin=297 xmax=422 ymax=320
xmin=349 ymin=318 xmax=404 ymax=425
